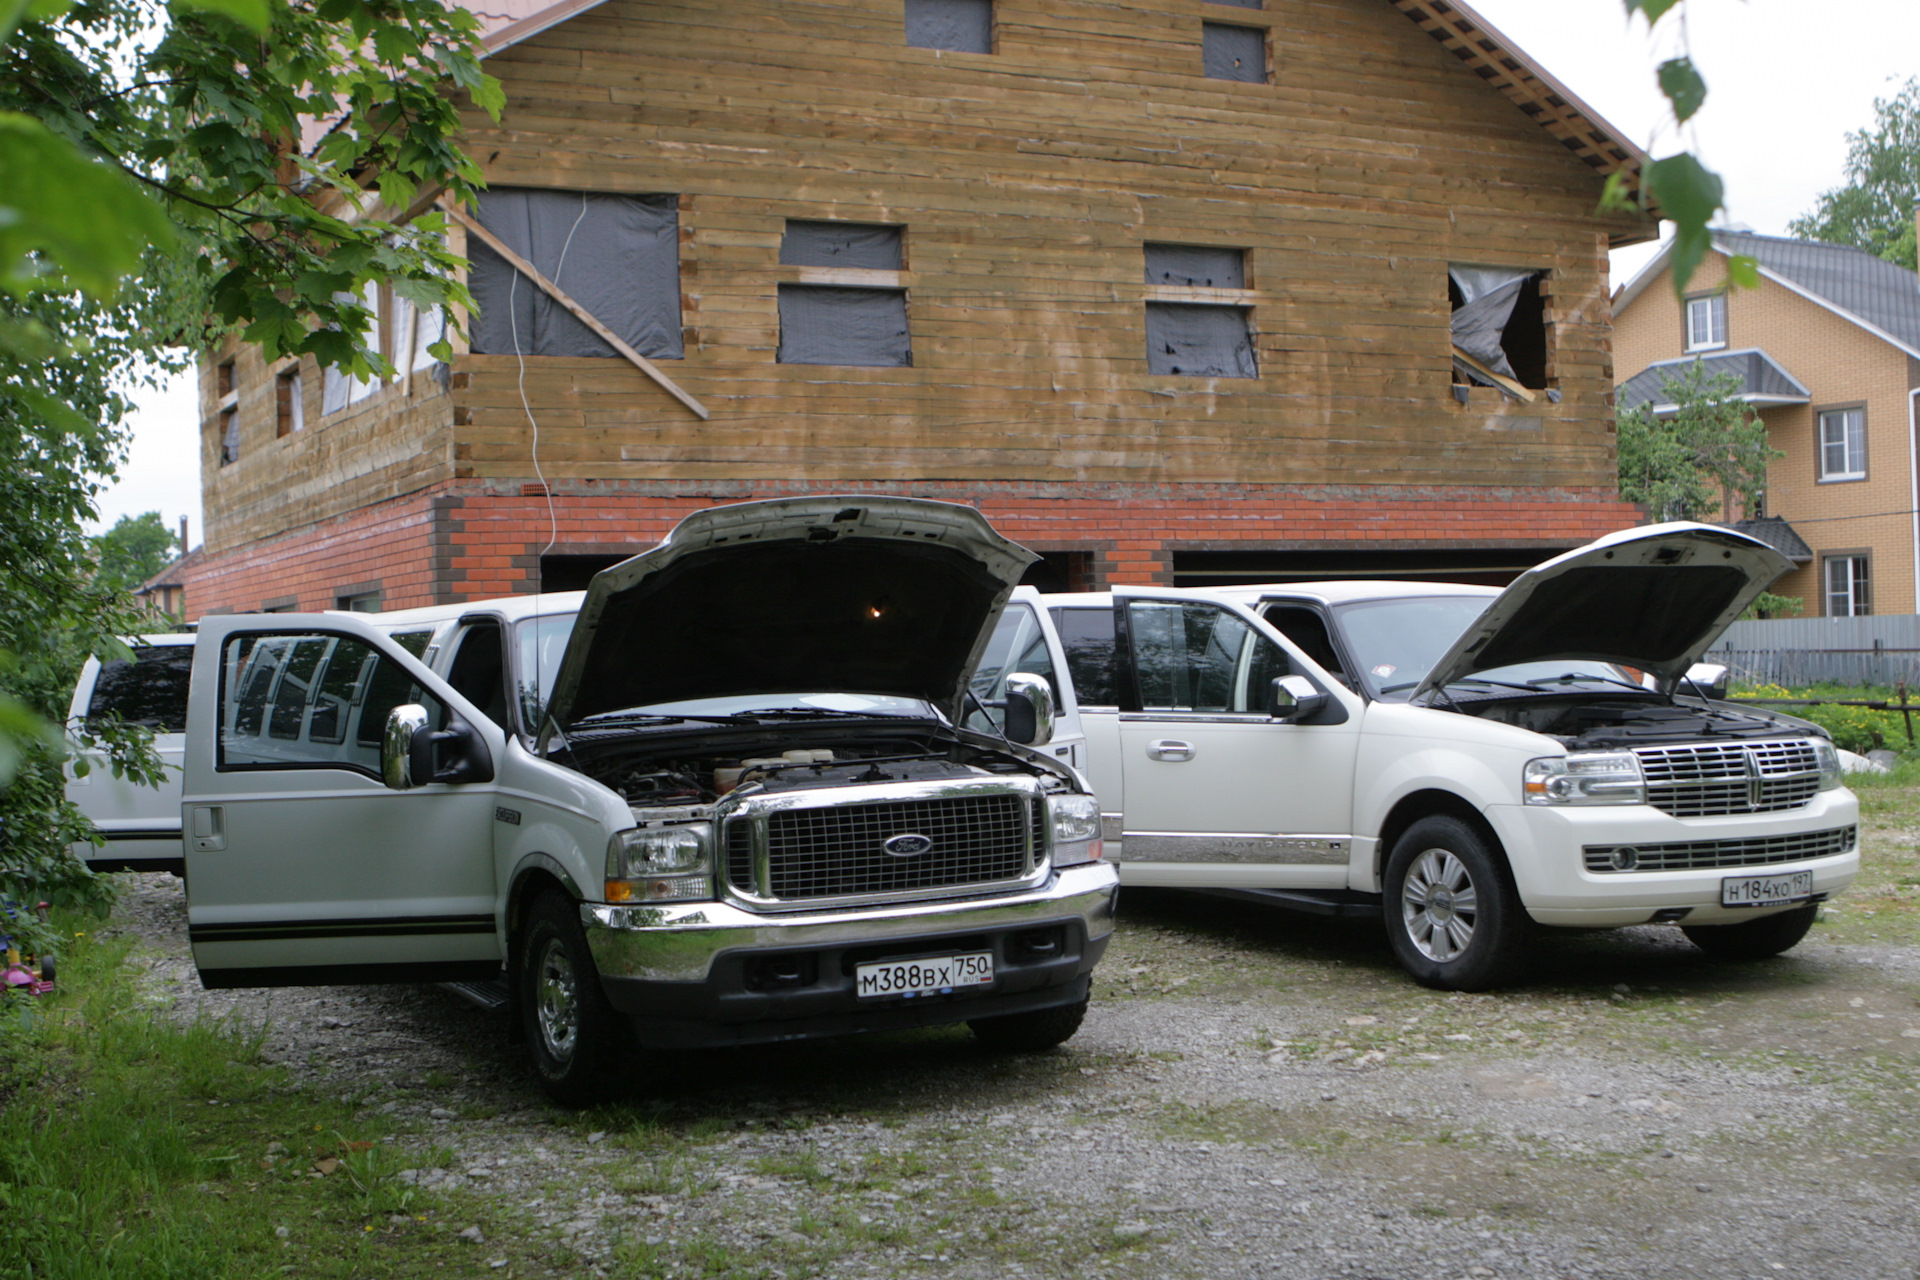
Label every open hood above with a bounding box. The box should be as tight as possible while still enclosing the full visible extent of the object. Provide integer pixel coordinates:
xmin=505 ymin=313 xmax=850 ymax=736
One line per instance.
xmin=545 ymin=497 xmax=1037 ymax=729
xmin=1412 ymin=523 xmax=1792 ymax=700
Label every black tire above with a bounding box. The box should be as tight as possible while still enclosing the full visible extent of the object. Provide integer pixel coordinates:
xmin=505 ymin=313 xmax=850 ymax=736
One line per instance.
xmin=1682 ymin=903 xmax=1819 ymax=961
xmin=517 ymin=891 xmax=630 ymax=1107
xmin=968 ymin=998 xmax=1088 ymax=1052
xmin=1383 ymin=814 xmax=1530 ymax=992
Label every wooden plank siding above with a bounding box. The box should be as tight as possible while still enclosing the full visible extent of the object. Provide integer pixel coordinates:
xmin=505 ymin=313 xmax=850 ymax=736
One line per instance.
xmin=199 ymin=0 xmax=1648 ymax=556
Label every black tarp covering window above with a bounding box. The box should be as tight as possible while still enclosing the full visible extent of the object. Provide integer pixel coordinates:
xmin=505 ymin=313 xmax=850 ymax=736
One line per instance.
xmin=778 ymin=285 xmax=912 ymax=367
xmin=1449 ymin=264 xmax=1544 ymax=387
xmin=1146 ymin=303 xmax=1256 ymax=378
xmin=1145 ymin=243 xmax=1245 ymax=289
xmin=1203 ymin=23 xmax=1266 ymax=82
xmin=905 ymin=0 xmax=991 ymax=52
xmin=781 ymin=221 xmax=904 ymax=270
xmin=469 ymin=188 xmax=682 ymax=360
xmin=1206 ymin=0 xmax=1262 ymax=7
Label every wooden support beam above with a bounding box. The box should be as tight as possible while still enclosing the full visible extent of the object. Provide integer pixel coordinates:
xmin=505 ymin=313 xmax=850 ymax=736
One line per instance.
xmin=436 ymin=197 xmax=710 ymax=421
xmin=1451 ymin=346 xmax=1538 ymax=403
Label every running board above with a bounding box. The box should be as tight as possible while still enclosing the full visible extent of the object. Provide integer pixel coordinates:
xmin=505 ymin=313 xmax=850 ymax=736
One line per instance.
xmin=1187 ymin=887 xmax=1384 ymax=919
xmin=438 ymin=979 xmax=511 ymax=1012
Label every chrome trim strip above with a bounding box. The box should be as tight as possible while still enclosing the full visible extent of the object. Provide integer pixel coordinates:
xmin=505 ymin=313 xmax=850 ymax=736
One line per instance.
xmin=1116 ymin=833 xmax=1350 ymax=864
xmin=1101 ymin=813 xmax=1124 ymax=843
xmin=1119 ymin=713 xmax=1272 ymax=725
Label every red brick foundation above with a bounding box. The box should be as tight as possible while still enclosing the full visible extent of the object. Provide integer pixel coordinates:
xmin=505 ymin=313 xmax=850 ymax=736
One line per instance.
xmin=180 ymin=479 xmax=1643 ymax=617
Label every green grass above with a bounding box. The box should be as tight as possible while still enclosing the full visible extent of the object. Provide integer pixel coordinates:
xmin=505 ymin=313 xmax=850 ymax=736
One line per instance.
xmin=0 ymin=920 xmax=523 ymax=1279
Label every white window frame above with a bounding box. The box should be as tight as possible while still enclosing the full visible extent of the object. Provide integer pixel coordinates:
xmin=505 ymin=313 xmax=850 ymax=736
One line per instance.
xmin=1684 ymin=293 xmax=1726 ymax=352
xmin=1818 ymin=407 xmax=1867 ymax=482
xmin=1825 ymin=555 xmax=1871 ymax=618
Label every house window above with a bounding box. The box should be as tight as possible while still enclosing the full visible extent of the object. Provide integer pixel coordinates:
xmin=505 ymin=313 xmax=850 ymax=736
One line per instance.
xmin=275 ymin=368 xmax=304 ymax=438
xmin=1449 ymin=265 xmax=1548 ymax=391
xmin=777 ymin=221 xmax=912 ymax=367
xmin=1684 ymin=293 xmax=1727 ymax=352
xmin=1203 ymin=23 xmax=1266 ymax=83
xmin=1824 ymin=555 xmax=1870 ymax=617
xmin=321 ymin=280 xmax=384 ymax=415
xmin=216 ymin=359 xmax=235 ymax=398
xmin=905 ymin=0 xmax=991 ymax=52
xmin=218 ymin=406 xmax=239 ymax=466
xmin=1818 ymin=407 xmax=1867 ymax=481
xmin=215 ymin=356 xmax=239 ymax=465
xmin=468 ymin=187 xmax=683 ymax=361
xmin=336 ymin=590 xmax=382 ymax=612
xmin=1143 ymin=244 xmax=1256 ymax=378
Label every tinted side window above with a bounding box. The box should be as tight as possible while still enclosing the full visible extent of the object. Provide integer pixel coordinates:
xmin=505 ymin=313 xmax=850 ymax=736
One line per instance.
xmin=967 ymin=604 xmax=1060 ymax=732
xmin=220 ymin=632 xmax=445 ymax=776
xmin=1127 ymin=602 xmax=1288 ymax=714
xmin=1050 ymin=607 xmax=1118 ymax=707
xmin=86 ymin=646 xmax=194 ymax=732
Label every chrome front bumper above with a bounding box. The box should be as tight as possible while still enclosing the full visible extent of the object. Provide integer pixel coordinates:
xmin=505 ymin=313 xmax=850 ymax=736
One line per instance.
xmin=582 ymin=861 xmax=1119 ymax=984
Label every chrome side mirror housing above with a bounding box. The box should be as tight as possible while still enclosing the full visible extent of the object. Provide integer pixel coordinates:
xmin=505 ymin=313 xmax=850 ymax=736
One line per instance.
xmin=1685 ymin=662 xmax=1731 ymax=700
xmin=1268 ymin=674 xmax=1328 ymax=723
xmin=382 ymin=703 xmax=431 ymax=790
xmin=1002 ymin=673 xmax=1055 ymax=747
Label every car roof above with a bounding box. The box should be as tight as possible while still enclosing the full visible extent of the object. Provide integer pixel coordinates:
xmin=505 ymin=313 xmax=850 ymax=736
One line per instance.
xmin=125 ymin=632 xmax=196 ymax=647
xmin=363 ymin=590 xmax=587 ymax=628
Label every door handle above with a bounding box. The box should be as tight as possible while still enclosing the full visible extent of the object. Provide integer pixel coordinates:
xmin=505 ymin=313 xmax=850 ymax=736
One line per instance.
xmin=188 ymin=805 xmax=225 ymax=853
xmin=1147 ymin=739 xmax=1195 ymax=762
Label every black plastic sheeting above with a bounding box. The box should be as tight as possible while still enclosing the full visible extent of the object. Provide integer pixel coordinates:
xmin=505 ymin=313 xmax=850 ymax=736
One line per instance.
xmin=1207 ymin=0 xmax=1262 ymax=6
xmin=1203 ymin=23 xmax=1266 ymax=82
xmin=1448 ymin=264 xmax=1533 ymax=382
xmin=778 ymin=285 xmax=912 ymax=366
xmin=780 ymin=221 xmax=903 ymax=270
xmin=1146 ymin=303 xmax=1257 ymax=378
xmin=904 ymin=0 xmax=992 ymax=53
xmin=469 ymin=188 xmax=682 ymax=360
xmin=1145 ymin=243 xmax=1245 ymax=288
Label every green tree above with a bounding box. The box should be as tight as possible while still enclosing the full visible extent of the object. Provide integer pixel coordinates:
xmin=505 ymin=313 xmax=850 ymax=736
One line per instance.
xmin=0 ymin=0 xmax=502 ymax=954
xmin=91 ymin=511 xmax=178 ymax=594
xmin=1617 ymin=363 xmax=1779 ymax=523
xmin=1790 ymin=77 xmax=1920 ymax=270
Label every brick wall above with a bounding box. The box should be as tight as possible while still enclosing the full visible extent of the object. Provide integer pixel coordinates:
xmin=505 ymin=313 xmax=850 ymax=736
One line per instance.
xmin=180 ymin=479 xmax=1640 ymax=617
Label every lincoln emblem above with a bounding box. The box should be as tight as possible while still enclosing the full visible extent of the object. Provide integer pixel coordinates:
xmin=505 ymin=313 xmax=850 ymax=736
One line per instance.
xmin=883 ymin=833 xmax=934 ymax=857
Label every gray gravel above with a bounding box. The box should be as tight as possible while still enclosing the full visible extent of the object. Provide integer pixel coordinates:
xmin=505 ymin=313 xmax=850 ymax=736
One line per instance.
xmin=109 ymin=875 xmax=1920 ymax=1278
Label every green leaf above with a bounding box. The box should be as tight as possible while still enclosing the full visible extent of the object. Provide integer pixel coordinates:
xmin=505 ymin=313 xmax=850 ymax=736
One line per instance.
xmin=1623 ymin=0 xmax=1682 ymax=23
xmin=1656 ymin=57 xmax=1707 ymax=124
xmin=1647 ymin=152 xmax=1725 ymax=295
xmin=1726 ymin=254 xmax=1761 ymax=290
xmin=0 ymin=113 xmax=175 ymax=298
xmin=1597 ymin=168 xmax=1638 ymax=215
xmin=25 ymin=0 xmax=76 ymax=19
xmin=170 ymin=0 xmax=269 ymax=32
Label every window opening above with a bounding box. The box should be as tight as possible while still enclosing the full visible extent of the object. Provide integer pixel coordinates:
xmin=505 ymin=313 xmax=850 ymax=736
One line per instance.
xmin=86 ymin=645 xmax=194 ymax=733
xmin=336 ymin=590 xmax=382 ymax=612
xmin=1818 ymin=408 xmax=1866 ymax=481
xmin=1825 ymin=555 xmax=1871 ymax=617
xmin=1050 ymin=607 xmax=1119 ymax=708
xmin=275 ymin=368 xmax=303 ymax=437
xmin=1203 ymin=23 xmax=1266 ymax=83
xmin=1685 ymin=293 xmax=1727 ymax=352
xmin=777 ymin=221 xmax=911 ymax=367
xmin=218 ymin=405 xmax=239 ymax=466
xmin=1449 ymin=265 xmax=1548 ymax=393
xmin=215 ymin=359 xmax=235 ymax=398
xmin=1127 ymin=601 xmax=1288 ymax=713
xmin=446 ymin=622 xmax=510 ymax=728
xmin=1146 ymin=243 xmax=1244 ymax=289
xmin=1146 ymin=304 xmax=1256 ymax=377
xmin=1206 ymin=0 xmax=1261 ymax=6
xmin=905 ymin=0 xmax=991 ymax=53
xmin=967 ymin=604 xmax=1060 ymax=733
xmin=468 ymin=188 xmax=683 ymax=360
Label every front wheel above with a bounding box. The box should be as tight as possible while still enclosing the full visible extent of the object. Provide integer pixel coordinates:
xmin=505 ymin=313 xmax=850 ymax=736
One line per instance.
xmin=968 ymin=998 xmax=1087 ymax=1052
xmin=517 ymin=891 xmax=631 ymax=1106
xmin=1682 ymin=903 xmax=1819 ymax=961
xmin=1383 ymin=815 xmax=1530 ymax=992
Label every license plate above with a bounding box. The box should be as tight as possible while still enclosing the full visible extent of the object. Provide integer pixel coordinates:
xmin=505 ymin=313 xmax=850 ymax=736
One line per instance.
xmin=855 ymin=952 xmax=994 ymax=1000
xmin=1721 ymin=870 xmax=1814 ymax=908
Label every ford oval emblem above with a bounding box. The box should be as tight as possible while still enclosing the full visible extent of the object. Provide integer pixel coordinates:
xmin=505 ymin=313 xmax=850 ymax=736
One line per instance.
xmin=883 ymin=833 xmax=934 ymax=857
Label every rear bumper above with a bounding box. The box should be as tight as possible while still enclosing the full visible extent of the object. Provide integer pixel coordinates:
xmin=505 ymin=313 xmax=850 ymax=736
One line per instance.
xmin=582 ymin=862 xmax=1119 ymax=1049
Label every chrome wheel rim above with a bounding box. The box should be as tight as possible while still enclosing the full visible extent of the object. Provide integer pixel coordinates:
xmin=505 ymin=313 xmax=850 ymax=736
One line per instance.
xmin=535 ymin=937 xmax=579 ymax=1062
xmin=1401 ymin=848 xmax=1478 ymax=963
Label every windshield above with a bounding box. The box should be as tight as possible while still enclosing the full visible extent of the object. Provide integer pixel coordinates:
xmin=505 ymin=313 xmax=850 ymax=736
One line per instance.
xmin=1332 ymin=596 xmax=1649 ymax=702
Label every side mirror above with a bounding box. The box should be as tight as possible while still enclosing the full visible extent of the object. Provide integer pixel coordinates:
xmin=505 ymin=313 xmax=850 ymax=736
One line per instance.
xmin=1268 ymin=674 xmax=1328 ymax=723
xmin=382 ymin=704 xmax=431 ymax=790
xmin=1002 ymin=673 xmax=1055 ymax=747
xmin=1686 ymin=662 xmax=1730 ymax=700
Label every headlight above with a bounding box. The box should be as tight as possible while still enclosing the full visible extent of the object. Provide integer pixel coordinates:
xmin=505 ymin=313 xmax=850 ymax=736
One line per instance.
xmin=1812 ymin=738 xmax=1844 ymax=791
xmin=605 ymin=823 xmax=713 ymax=903
xmin=1049 ymin=794 xmax=1103 ymax=867
xmin=1523 ymin=752 xmax=1645 ymax=806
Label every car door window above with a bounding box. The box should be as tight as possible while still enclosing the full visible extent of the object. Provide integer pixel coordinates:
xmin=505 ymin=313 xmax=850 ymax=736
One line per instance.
xmin=444 ymin=622 xmax=510 ymax=728
xmin=1263 ymin=605 xmax=1347 ymax=683
xmin=967 ymin=604 xmax=1060 ymax=732
xmin=1127 ymin=601 xmax=1290 ymax=714
xmin=220 ymin=632 xmax=446 ymax=777
xmin=1050 ymin=607 xmax=1119 ymax=708
xmin=85 ymin=645 xmax=194 ymax=732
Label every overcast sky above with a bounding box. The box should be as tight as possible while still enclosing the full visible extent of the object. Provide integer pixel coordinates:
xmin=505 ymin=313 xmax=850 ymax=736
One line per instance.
xmin=93 ymin=0 xmax=1920 ymax=543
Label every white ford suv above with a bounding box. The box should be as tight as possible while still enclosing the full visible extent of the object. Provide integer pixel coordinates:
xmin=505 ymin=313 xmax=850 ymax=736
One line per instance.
xmin=1042 ymin=523 xmax=1858 ymax=990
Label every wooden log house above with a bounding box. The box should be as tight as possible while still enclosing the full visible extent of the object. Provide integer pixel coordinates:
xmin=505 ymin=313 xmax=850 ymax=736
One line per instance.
xmin=187 ymin=0 xmax=1654 ymax=615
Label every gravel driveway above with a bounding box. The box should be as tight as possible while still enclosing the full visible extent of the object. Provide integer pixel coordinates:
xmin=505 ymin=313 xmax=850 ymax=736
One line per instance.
xmin=109 ymin=870 xmax=1920 ymax=1280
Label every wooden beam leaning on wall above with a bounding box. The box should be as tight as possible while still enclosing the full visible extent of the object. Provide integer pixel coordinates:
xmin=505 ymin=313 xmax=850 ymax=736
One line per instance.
xmin=435 ymin=197 xmax=710 ymax=422
xmin=1451 ymin=346 xmax=1537 ymax=404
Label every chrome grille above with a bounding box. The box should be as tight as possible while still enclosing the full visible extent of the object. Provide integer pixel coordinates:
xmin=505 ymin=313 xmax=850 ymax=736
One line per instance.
xmin=1584 ymin=825 xmax=1855 ymax=873
xmin=1634 ymin=740 xmax=1822 ymax=817
xmin=727 ymin=791 xmax=1040 ymax=903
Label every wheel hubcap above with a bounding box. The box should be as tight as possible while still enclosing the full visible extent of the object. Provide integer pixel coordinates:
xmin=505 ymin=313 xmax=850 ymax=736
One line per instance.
xmin=535 ymin=938 xmax=579 ymax=1062
xmin=1402 ymin=848 xmax=1478 ymax=962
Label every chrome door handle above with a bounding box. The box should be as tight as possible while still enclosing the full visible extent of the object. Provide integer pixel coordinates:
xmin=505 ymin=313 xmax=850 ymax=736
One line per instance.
xmin=1147 ymin=739 xmax=1195 ymax=762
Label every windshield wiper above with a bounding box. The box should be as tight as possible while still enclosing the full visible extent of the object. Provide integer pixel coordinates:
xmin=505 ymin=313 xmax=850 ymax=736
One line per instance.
xmin=575 ymin=712 xmax=767 ymax=727
xmin=1523 ymin=672 xmax=1655 ymax=695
